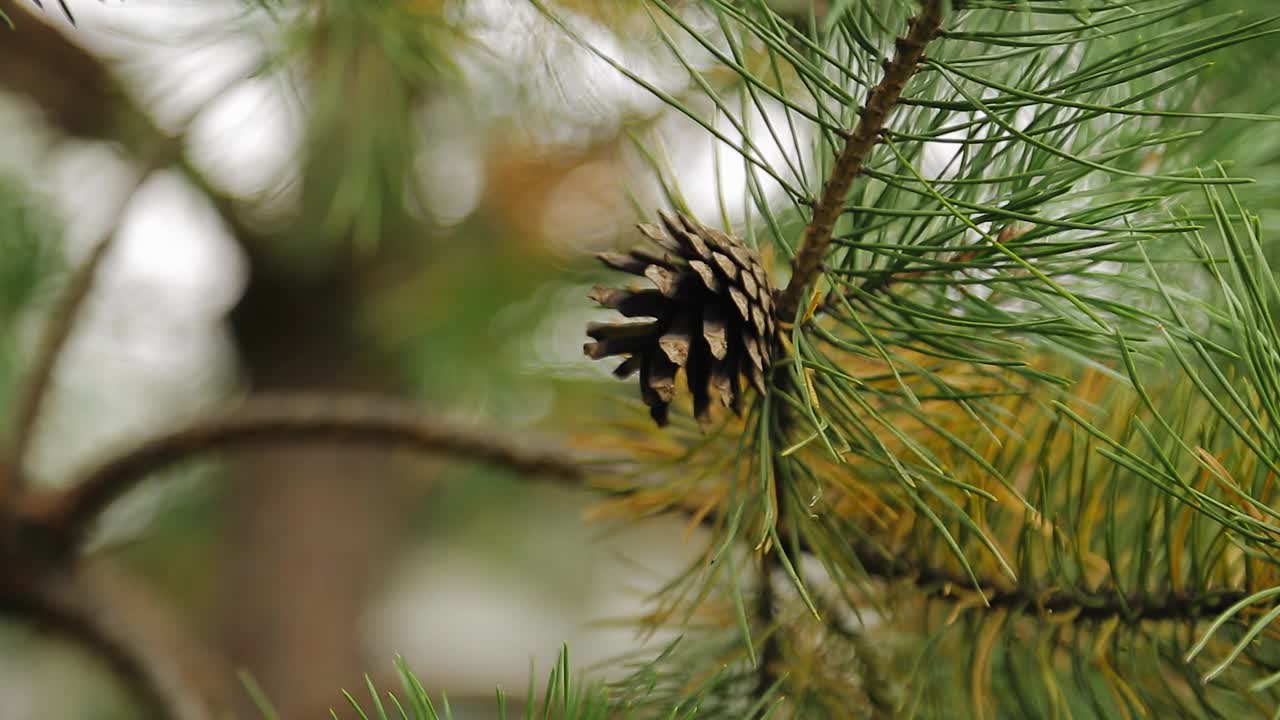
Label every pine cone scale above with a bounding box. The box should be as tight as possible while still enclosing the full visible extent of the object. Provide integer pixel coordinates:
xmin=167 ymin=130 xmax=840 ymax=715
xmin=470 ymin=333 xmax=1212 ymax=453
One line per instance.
xmin=712 ymin=252 xmax=739 ymax=281
xmin=702 ymin=305 xmax=729 ymax=360
xmin=740 ymin=270 xmax=760 ymax=302
xmin=743 ymin=332 xmax=765 ymax=373
xmin=643 ymin=265 xmax=682 ymax=297
xmin=688 ymin=260 xmax=721 ymax=293
xmin=728 ymin=286 xmax=751 ymax=322
xmin=597 ymin=252 xmax=647 ymax=275
xmin=658 ymin=311 xmax=696 ymax=367
xmin=647 ymin=351 xmax=678 ymax=402
xmin=751 ymin=305 xmax=768 ymax=337
xmin=613 ymin=355 xmax=641 ymax=379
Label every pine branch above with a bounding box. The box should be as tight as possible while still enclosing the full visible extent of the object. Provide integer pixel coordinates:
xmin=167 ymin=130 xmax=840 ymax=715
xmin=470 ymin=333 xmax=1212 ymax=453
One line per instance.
xmin=0 ymin=0 xmax=159 ymax=146
xmin=774 ymin=0 xmax=947 ymax=322
xmin=605 ymin=480 xmax=1254 ymax=627
xmin=0 ymin=0 xmax=269 ymax=291
xmin=756 ymin=3 xmax=949 ymax=703
xmin=0 ymin=558 xmax=233 ymax=720
xmin=0 ymin=0 xmax=254 ymax=497
xmin=754 ymin=549 xmax=781 ymax=701
xmin=30 ymin=394 xmax=584 ymax=551
xmin=854 ymin=540 xmax=1250 ymax=624
xmin=4 ymin=144 xmax=180 ymax=499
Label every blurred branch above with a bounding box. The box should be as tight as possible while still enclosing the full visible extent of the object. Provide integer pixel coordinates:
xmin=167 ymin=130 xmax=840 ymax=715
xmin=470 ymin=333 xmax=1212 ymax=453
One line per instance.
xmin=0 ymin=0 xmax=270 ymax=257
xmin=774 ymin=0 xmax=946 ymax=321
xmin=35 ymin=394 xmax=585 ymax=549
xmin=5 ymin=144 xmax=179 ymax=497
xmin=0 ymin=3 xmax=265 ymax=495
xmin=174 ymin=155 xmax=265 ymax=251
xmin=0 ymin=558 xmax=234 ymax=720
xmin=48 ymin=391 xmax=1245 ymax=628
xmin=0 ymin=0 xmax=161 ymax=148
xmin=754 ymin=549 xmax=781 ymax=700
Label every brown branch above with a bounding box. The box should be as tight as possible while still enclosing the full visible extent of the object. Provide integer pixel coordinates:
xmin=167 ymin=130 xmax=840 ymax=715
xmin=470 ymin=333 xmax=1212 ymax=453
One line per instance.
xmin=0 ymin=0 xmax=164 ymax=149
xmin=0 ymin=0 xmax=331 ymax=281
xmin=0 ymin=0 xmax=273 ymax=255
xmin=754 ymin=548 xmax=782 ymax=701
xmin=5 ymin=63 xmax=259 ymax=490
xmin=774 ymin=0 xmax=947 ymax=322
xmin=30 ymin=394 xmax=584 ymax=552
xmin=0 ymin=0 xmax=215 ymax=495
xmin=5 ymin=145 xmax=179 ymax=497
xmin=851 ymin=540 xmax=1250 ymax=624
xmin=603 ymin=487 xmax=1253 ymax=626
xmin=755 ymin=2 xmax=959 ymax=667
xmin=0 ymin=558 xmax=235 ymax=720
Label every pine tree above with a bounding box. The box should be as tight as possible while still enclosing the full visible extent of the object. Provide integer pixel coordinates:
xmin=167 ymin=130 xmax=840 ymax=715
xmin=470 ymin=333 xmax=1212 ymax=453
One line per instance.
xmin=3 ymin=0 xmax=1280 ymax=718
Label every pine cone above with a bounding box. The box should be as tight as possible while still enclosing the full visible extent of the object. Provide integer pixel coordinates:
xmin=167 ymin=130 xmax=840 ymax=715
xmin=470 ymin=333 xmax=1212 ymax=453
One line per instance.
xmin=585 ymin=212 xmax=777 ymax=427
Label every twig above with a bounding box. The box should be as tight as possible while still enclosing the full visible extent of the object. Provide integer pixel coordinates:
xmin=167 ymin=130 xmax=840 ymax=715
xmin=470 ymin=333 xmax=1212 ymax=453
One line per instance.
xmin=33 ymin=394 xmax=585 ymax=551
xmin=5 ymin=39 xmax=254 ymax=486
xmin=754 ymin=548 xmax=782 ymax=701
xmin=0 ymin=0 xmax=259 ymax=491
xmin=851 ymin=540 xmax=1249 ymax=624
xmin=599 ymin=486 xmax=1252 ymax=626
xmin=5 ymin=146 xmax=177 ymax=497
xmin=818 ymin=591 xmax=899 ymax=718
xmin=755 ymin=6 xmax=945 ymax=696
xmin=0 ymin=558 xmax=233 ymax=720
xmin=774 ymin=0 xmax=947 ymax=322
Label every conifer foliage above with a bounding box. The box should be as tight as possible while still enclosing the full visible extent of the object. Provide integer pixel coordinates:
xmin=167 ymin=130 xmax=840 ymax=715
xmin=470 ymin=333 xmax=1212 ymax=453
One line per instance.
xmin=552 ymin=0 xmax=1280 ymax=716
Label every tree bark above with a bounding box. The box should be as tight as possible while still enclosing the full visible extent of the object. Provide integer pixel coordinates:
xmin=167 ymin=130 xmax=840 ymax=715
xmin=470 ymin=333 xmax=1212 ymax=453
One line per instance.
xmin=222 ymin=259 xmax=408 ymax=718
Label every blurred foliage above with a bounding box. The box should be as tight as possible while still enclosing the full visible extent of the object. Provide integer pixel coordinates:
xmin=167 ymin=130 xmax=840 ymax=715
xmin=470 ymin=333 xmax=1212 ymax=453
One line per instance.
xmin=253 ymin=647 xmax=688 ymax=720
xmin=0 ymin=175 xmax=58 ymax=417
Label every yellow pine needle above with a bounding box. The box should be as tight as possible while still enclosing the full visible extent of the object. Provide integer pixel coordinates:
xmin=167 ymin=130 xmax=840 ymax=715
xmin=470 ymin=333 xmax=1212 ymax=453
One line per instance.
xmin=684 ymin=486 xmax=727 ymax=542
xmin=801 ymin=282 xmax=825 ymax=325
xmin=1197 ymin=446 xmax=1270 ymax=527
xmin=803 ymin=367 xmax=821 ymax=410
xmin=944 ymin=589 xmax=990 ymax=625
xmin=970 ymin=610 xmax=1006 ymax=720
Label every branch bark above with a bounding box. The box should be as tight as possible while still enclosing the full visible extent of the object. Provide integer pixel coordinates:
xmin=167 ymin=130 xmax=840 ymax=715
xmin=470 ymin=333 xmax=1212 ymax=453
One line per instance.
xmin=0 ymin=0 xmax=163 ymax=148
xmin=761 ymin=7 xmax=949 ymax=706
xmin=0 ymin=0 xmax=268 ymax=262
xmin=852 ymin=539 xmax=1249 ymax=624
xmin=31 ymin=394 xmax=583 ymax=552
xmin=4 ymin=147 xmax=181 ymax=498
xmin=0 ymin=558 xmax=236 ymax=720
xmin=774 ymin=0 xmax=946 ymax=322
